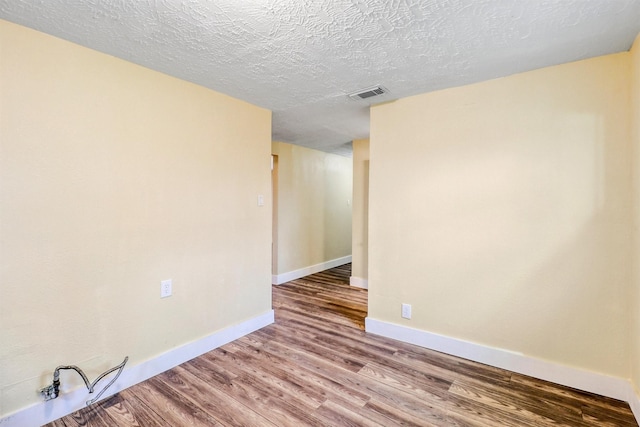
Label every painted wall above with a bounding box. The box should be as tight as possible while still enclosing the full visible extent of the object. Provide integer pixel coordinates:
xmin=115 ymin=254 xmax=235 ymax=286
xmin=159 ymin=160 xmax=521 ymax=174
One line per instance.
xmin=369 ymin=53 xmax=632 ymax=378
xmin=0 ymin=20 xmax=272 ymax=417
xmin=271 ymin=142 xmax=352 ymax=278
xmin=631 ymin=34 xmax=640 ymax=393
xmin=351 ymin=139 xmax=370 ymax=286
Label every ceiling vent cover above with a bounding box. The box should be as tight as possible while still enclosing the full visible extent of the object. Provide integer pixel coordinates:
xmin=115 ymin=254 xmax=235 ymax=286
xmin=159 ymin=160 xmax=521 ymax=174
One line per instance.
xmin=348 ymin=85 xmax=389 ymax=101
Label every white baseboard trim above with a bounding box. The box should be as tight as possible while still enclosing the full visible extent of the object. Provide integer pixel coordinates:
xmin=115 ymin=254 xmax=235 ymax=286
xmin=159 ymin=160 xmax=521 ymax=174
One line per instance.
xmin=272 ymin=255 xmax=352 ymax=285
xmin=0 ymin=310 xmax=275 ymax=427
xmin=627 ymin=384 xmax=640 ymax=423
xmin=365 ymin=317 xmax=635 ymax=407
xmin=349 ymin=276 xmax=368 ymax=289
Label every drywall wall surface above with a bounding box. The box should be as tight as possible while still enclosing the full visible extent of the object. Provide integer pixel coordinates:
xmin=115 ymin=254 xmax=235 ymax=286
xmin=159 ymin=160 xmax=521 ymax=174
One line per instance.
xmin=351 ymin=139 xmax=370 ymax=282
xmin=0 ymin=20 xmax=272 ymax=417
xmin=369 ymin=52 xmax=632 ymax=377
xmin=631 ymin=32 xmax=640 ymax=392
xmin=271 ymin=142 xmax=352 ymax=276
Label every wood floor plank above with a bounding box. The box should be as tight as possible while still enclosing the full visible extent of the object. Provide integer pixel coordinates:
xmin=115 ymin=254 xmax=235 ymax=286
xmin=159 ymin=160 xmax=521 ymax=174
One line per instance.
xmin=250 ymin=335 xmax=454 ymax=425
xmin=158 ymin=366 xmax=277 ymax=427
xmin=59 ymin=395 xmax=121 ymax=427
xmin=448 ymin=379 xmax=585 ymax=427
xmin=229 ymin=337 xmax=363 ymax=409
xmin=277 ymin=315 xmax=397 ymax=360
xmin=362 ymin=398 xmax=456 ymax=427
xmin=581 ymin=404 xmax=639 ymax=427
xmin=183 ymin=361 xmax=328 ymax=427
xmin=248 ymin=324 xmax=457 ymax=426
xmin=313 ymin=399 xmax=384 ymax=427
xmin=394 ymin=347 xmax=514 ymax=387
xmin=198 ymin=346 xmax=326 ymax=410
xmin=274 ymin=294 xmax=365 ymax=328
xmin=45 ymin=263 xmax=638 ymax=427
xmin=275 ymin=306 xmax=398 ymax=352
xmin=235 ymin=336 xmax=373 ymax=407
xmin=358 ymin=361 xmax=451 ymax=401
xmin=133 ymin=376 xmax=225 ymax=426
xmin=102 ymin=393 xmax=167 ymax=427
xmin=252 ymin=326 xmax=367 ymax=373
xmin=511 ymin=373 xmax=637 ymax=423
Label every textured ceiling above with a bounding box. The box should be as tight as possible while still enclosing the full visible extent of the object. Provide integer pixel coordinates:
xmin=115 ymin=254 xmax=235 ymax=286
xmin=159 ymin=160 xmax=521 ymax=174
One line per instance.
xmin=2 ymin=0 xmax=640 ymax=156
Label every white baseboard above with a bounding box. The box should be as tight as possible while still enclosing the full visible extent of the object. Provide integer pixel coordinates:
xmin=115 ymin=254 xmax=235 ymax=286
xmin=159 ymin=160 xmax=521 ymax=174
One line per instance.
xmin=349 ymin=276 xmax=368 ymax=289
xmin=365 ymin=317 xmax=635 ymax=407
xmin=628 ymin=383 xmax=640 ymax=423
xmin=0 ymin=310 xmax=275 ymax=427
xmin=272 ymin=255 xmax=352 ymax=285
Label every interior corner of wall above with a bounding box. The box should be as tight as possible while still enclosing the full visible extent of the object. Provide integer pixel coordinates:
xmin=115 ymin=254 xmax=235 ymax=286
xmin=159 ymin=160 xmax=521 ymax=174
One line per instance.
xmin=633 ymin=32 xmax=640 ymax=52
xmin=627 ymin=380 xmax=640 ymax=425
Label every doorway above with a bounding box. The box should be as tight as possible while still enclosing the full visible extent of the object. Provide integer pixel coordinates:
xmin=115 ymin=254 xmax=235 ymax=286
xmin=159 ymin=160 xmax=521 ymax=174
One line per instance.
xmin=271 ymin=154 xmax=278 ymax=279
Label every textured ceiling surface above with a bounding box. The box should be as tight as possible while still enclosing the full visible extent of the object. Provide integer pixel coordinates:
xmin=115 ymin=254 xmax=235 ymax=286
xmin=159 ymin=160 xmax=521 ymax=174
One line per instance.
xmin=2 ymin=0 xmax=640 ymax=156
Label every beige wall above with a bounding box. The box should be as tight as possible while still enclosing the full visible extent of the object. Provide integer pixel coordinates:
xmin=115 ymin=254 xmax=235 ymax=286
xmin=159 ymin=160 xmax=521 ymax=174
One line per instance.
xmin=351 ymin=139 xmax=370 ymax=282
xmin=631 ymin=34 xmax=640 ymax=392
xmin=271 ymin=142 xmax=352 ymax=276
xmin=369 ymin=52 xmax=632 ymax=377
xmin=0 ymin=20 xmax=272 ymax=417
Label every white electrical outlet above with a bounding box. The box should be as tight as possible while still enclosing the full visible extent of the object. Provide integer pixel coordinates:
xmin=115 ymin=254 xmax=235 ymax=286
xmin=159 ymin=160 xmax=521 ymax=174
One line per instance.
xmin=161 ymin=279 xmax=172 ymax=298
xmin=401 ymin=303 xmax=412 ymax=319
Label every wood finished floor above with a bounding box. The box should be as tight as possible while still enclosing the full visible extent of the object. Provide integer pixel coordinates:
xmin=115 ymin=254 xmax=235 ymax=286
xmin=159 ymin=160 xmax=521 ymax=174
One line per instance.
xmin=46 ymin=264 xmax=637 ymax=427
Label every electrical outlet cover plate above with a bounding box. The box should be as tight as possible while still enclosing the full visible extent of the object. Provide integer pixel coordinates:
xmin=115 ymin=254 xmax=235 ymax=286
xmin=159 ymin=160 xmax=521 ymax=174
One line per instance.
xmin=401 ymin=303 xmax=411 ymax=319
xmin=161 ymin=279 xmax=172 ymax=298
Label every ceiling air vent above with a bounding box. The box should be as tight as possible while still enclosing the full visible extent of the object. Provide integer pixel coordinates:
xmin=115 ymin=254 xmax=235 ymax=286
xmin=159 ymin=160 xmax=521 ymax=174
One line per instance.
xmin=348 ymin=85 xmax=389 ymax=101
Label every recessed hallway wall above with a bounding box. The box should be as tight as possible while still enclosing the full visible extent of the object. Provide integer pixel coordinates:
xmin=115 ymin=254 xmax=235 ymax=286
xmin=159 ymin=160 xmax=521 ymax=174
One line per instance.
xmin=271 ymin=142 xmax=353 ymax=283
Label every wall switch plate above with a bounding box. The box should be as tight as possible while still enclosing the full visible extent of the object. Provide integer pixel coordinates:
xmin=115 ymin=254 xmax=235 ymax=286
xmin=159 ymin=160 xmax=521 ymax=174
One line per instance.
xmin=161 ymin=279 xmax=172 ymax=298
xmin=257 ymin=195 xmax=265 ymax=206
xmin=401 ymin=303 xmax=412 ymax=319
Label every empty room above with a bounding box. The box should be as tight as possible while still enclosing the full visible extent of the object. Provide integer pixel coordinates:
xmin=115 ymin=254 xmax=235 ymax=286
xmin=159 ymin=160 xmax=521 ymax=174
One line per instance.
xmin=2 ymin=1 xmax=640 ymax=426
